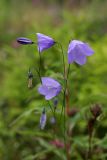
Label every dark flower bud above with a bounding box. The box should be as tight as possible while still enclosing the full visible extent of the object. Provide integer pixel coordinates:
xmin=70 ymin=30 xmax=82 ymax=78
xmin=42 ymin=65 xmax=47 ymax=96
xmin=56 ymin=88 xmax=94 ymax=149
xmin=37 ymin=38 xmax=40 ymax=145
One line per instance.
xmin=67 ymin=107 xmax=78 ymax=117
xmin=17 ymin=37 xmax=34 ymax=45
xmin=28 ymin=69 xmax=33 ymax=89
xmin=90 ymin=104 xmax=102 ymax=119
xmin=40 ymin=108 xmax=47 ymax=130
xmin=53 ymin=98 xmax=58 ymax=109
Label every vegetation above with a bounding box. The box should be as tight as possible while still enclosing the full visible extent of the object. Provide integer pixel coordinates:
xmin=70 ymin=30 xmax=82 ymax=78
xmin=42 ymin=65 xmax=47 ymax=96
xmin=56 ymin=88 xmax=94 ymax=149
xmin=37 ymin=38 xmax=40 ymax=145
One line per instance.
xmin=0 ymin=0 xmax=107 ymax=159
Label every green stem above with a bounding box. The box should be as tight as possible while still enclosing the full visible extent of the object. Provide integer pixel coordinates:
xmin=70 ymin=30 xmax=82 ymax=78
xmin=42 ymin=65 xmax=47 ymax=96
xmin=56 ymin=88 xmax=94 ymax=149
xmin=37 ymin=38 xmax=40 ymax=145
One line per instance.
xmin=38 ymin=47 xmax=42 ymax=84
xmin=47 ymin=101 xmax=54 ymax=116
xmin=57 ymin=42 xmax=66 ymax=78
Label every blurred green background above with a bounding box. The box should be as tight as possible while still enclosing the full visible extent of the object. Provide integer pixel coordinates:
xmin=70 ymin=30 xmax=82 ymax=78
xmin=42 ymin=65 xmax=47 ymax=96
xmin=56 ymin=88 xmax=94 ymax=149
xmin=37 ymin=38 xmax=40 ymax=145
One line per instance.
xmin=0 ymin=0 xmax=107 ymax=159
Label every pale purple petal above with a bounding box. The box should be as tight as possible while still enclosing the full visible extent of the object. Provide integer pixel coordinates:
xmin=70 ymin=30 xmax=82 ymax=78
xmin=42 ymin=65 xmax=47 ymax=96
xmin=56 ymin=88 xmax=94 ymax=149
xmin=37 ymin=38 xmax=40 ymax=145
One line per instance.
xmin=68 ymin=50 xmax=75 ymax=64
xmin=80 ymin=43 xmax=94 ymax=56
xmin=68 ymin=40 xmax=83 ymax=53
xmin=68 ymin=39 xmax=94 ymax=65
xmin=42 ymin=77 xmax=61 ymax=88
xmin=38 ymin=77 xmax=62 ymax=100
xmin=45 ymin=88 xmax=59 ymax=100
xmin=38 ymin=86 xmax=48 ymax=95
xmin=75 ymin=52 xmax=87 ymax=65
xmin=37 ymin=33 xmax=55 ymax=52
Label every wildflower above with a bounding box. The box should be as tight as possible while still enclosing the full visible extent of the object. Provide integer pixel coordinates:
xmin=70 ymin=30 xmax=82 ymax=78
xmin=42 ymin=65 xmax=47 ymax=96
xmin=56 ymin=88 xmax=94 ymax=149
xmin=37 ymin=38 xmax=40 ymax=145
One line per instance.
xmin=36 ymin=33 xmax=56 ymax=52
xmin=28 ymin=69 xmax=33 ymax=88
xmin=50 ymin=117 xmax=56 ymax=124
xmin=38 ymin=77 xmax=61 ymax=100
xmin=40 ymin=108 xmax=47 ymax=130
xmin=17 ymin=37 xmax=34 ymax=45
xmin=68 ymin=40 xmax=94 ymax=65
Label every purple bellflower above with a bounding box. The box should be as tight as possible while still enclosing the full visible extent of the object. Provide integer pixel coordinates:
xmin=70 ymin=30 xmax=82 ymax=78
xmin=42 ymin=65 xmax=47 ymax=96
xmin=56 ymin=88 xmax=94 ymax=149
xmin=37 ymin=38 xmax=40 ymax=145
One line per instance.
xmin=38 ymin=77 xmax=61 ymax=100
xmin=68 ymin=40 xmax=94 ymax=65
xmin=36 ymin=33 xmax=56 ymax=52
xmin=17 ymin=37 xmax=34 ymax=45
xmin=40 ymin=108 xmax=47 ymax=130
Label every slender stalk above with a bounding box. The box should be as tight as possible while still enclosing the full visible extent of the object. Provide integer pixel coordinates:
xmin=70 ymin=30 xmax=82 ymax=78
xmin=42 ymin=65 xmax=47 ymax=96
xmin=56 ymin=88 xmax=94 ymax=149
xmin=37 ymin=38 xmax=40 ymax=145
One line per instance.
xmin=38 ymin=47 xmax=42 ymax=84
xmin=88 ymin=135 xmax=92 ymax=159
xmin=47 ymin=101 xmax=54 ymax=116
xmin=57 ymin=42 xmax=71 ymax=160
xmin=34 ymin=67 xmax=42 ymax=84
xmin=57 ymin=42 xmax=66 ymax=77
xmin=59 ymin=104 xmax=64 ymax=122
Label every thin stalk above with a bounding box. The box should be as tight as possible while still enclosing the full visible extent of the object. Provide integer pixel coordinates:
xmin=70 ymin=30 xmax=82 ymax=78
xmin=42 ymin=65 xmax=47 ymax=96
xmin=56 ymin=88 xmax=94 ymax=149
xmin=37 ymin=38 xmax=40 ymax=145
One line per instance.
xmin=57 ymin=42 xmax=66 ymax=78
xmin=34 ymin=67 xmax=42 ymax=84
xmin=57 ymin=42 xmax=71 ymax=159
xmin=47 ymin=101 xmax=54 ymax=116
xmin=89 ymin=135 xmax=92 ymax=159
xmin=38 ymin=47 xmax=42 ymax=84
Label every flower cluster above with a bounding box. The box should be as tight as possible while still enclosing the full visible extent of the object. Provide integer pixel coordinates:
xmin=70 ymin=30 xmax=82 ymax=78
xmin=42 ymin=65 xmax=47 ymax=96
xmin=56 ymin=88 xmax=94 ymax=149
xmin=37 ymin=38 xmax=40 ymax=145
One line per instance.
xmin=17 ymin=33 xmax=94 ymax=129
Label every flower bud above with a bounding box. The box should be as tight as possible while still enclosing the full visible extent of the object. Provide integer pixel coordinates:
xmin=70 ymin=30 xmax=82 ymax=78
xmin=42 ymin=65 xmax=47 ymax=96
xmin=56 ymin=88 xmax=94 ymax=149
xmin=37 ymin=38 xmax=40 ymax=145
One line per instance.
xmin=53 ymin=98 xmax=58 ymax=109
xmin=67 ymin=107 xmax=78 ymax=117
xmin=28 ymin=69 xmax=33 ymax=89
xmin=90 ymin=104 xmax=102 ymax=119
xmin=40 ymin=108 xmax=47 ymax=130
xmin=17 ymin=37 xmax=34 ymax=45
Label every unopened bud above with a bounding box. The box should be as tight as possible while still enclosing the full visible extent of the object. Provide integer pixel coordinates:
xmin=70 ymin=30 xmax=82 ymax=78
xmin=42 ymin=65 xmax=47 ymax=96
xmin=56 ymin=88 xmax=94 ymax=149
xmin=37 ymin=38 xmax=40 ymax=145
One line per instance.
xmin=53 ymin=98 xmax=58 ymax=109
xmin=40 ymin=108 xmax=47 ymax=130
xmin=67 ymin=107 xmax=78 ymax=117
xmin=90 ymin=104 xmax=102 ymax=119
xmin=17 ymin=37 xmax=34 ymax=45
xmin=28 ymin=69 xmax=33 ymax=88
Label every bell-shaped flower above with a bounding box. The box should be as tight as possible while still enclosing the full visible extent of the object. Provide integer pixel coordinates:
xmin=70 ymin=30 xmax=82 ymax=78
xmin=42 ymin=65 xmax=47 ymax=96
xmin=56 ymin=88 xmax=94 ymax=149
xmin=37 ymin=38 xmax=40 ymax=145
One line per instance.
xmin=38 ymin=77 xmax=61 ymax=100
xmin=36 ymin=33 xmax=56 ymax=52
xmin=68 ymin=40 xmax=94 ymax=65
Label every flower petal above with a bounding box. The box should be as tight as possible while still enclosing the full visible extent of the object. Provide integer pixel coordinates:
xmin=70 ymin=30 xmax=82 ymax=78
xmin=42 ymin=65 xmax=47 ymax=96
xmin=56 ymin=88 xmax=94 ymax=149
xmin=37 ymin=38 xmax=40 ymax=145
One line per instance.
xmin=68 ymin=50 xmax=75 ymax=64
xmin=75 ymin=52 xmax=87 ymax=65
xmin=68 ymin=40 xmax=94 ymax=65
xmin=45 ymin=88 xmax=58 ymax=100
xmin=38 ymin=86 xmax=48 ymax=96
xmin=81 ymin=43 xmax=94 ymax=56
xmin=68 ymin=40 xmax=84 ymax=64
xmin=42 ymin=77 xmax=61 ymax=88
xmin=37 ymin=33 xmax=55 ymax=52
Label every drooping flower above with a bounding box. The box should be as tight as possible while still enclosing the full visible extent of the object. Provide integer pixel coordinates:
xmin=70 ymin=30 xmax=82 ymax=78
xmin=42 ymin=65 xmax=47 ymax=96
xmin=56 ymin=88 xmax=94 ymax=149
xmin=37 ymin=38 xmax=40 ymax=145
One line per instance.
xmin=40 ymin=108 xmax=47 ymax=130
xmin=17 ymin=37 xmax=34 ymax=45
xmin=68 ymin=40 xmax=94 ymax=65
xmin=36 ymin=33 xmax=56 ymax=52
xmin=38 ymin=77 xmax=61 ymax=100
